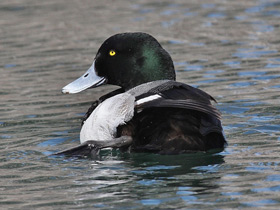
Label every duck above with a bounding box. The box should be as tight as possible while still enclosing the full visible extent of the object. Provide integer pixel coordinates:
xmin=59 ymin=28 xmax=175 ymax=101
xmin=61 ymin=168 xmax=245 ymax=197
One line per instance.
xmin=57 ymin=32 xmax=226 ymax=157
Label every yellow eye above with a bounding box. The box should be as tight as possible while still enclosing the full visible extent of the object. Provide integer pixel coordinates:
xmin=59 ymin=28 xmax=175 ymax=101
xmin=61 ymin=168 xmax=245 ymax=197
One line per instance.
xmin=109 ymin=50 xmax=116 ymax=56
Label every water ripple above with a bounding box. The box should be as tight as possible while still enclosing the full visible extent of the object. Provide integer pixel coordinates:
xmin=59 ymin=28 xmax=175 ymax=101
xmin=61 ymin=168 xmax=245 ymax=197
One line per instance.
xmin=1 ymin=0 xmax=280 ymax=209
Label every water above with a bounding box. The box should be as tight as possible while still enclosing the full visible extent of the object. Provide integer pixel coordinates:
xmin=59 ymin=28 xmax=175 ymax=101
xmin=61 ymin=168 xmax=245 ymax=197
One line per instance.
xmin=1 ymin=0 xmax=280 ymax=209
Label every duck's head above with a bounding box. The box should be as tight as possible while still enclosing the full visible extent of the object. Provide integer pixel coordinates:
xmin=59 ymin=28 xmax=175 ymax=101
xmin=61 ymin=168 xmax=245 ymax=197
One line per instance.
xmin=62 ymin=32 xmax=175 ymax=93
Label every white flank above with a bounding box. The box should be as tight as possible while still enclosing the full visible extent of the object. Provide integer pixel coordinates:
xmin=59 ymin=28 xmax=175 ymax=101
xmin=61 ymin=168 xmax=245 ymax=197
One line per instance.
xmin=80 ymin=93 xmax=135 ymax=144
xmin=136 ymin=94 xmax=161 ymax=105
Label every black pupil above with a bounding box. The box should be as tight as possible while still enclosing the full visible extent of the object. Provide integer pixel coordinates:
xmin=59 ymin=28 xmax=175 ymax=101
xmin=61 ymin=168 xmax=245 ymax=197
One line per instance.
xmin=84 ymin=73 xmax=89 ymax=77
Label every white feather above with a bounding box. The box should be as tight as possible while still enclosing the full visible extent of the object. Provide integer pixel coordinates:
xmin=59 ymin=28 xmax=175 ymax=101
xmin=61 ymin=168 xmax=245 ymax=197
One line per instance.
xmin=80 ymin=93 xmax=135 ymax=144
xmin=135 ymin=94 xmax=161 ymax=105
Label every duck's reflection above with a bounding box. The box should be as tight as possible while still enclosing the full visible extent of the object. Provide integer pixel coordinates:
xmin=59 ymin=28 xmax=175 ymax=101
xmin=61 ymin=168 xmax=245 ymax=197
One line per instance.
xmin=65 ymin=150 xmax=225 ymax=207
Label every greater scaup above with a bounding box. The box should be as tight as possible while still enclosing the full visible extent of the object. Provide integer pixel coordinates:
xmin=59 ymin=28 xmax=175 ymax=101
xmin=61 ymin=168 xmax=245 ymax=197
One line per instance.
xmin=57 ymin=32 xmax=226 ymax=157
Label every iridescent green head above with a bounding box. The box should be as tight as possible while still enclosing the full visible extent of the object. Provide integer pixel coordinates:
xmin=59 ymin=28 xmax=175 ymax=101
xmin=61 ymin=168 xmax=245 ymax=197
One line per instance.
xmin=62 ymin=32 xmax=175 ymax=93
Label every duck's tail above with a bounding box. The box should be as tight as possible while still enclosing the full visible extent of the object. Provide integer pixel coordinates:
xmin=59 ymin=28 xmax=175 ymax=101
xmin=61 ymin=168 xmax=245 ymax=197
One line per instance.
xmin=52 ymin=136 xmax=133 ymax=158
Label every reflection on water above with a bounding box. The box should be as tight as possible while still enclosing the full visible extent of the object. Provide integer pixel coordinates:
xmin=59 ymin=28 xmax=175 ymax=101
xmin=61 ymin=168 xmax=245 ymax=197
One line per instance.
xmin=1 ymin=0 xmax=280 ymax=209
xmin=46 ymin=152 xmax=226 ymax=209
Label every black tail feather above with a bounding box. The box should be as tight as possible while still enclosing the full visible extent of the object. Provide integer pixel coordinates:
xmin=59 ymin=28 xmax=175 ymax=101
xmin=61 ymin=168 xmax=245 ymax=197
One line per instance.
xmin=52 ymin=136 xmax=133 ymax=158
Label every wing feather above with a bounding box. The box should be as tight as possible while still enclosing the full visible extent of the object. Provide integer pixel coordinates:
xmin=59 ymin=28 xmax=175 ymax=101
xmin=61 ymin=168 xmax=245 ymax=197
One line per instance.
xmin=134 ymin=81 xmax=221 ymax=119
xmin=136 ymin=98 xmax=221 ymax=119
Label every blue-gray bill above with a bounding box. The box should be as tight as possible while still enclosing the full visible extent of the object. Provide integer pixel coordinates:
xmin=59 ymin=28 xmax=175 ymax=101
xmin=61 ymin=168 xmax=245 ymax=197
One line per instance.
xmin=62 ymin=61 xmax=106 ymax=94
